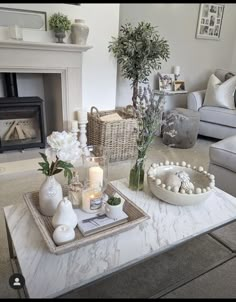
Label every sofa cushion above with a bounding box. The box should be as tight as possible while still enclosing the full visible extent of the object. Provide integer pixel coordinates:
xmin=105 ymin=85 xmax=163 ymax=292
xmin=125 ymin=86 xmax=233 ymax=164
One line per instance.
xmin=209 ymin=135 xmax=236 ymax=173
xmin=199 ymin=106 xmax=236 ymax=128
xmin=203 ymin=74 xmax=236 ymax=109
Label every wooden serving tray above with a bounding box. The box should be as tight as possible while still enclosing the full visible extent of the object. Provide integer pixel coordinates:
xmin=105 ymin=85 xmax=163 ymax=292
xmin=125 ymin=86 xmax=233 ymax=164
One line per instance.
xmin=23 ymin=183 xmax=150 ymax=255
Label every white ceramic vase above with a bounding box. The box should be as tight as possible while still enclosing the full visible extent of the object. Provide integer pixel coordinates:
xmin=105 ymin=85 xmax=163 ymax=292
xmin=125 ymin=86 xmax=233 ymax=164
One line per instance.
xmin=52 ymin=197 xmax=78 ymax=229
xmin=39 ymin=176 xmax=63 ymax=217
xmin=71 ymin=19 xmax=89 ymax=45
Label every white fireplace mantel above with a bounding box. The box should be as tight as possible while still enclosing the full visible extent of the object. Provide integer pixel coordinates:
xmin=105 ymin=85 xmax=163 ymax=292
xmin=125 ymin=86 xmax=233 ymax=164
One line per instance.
xmin=0 ymin=40 xmax=92 ymax=130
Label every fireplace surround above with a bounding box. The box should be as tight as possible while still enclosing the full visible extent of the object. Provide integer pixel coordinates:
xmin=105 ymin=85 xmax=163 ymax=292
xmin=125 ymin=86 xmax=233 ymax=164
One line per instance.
xmin=0 ymin=40 xmax=92 ymax=131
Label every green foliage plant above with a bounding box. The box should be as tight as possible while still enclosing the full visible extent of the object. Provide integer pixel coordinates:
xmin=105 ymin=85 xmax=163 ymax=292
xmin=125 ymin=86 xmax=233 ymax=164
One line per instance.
xmin=107 ymin=196 xmax=121 ymax=206
xmin=49 ymin=12 xmax=71 ymax=32
xmin=38 ymin=152 xmax=74 ymax=184
xmin=108 ymin=22 xmax=170 ymax=107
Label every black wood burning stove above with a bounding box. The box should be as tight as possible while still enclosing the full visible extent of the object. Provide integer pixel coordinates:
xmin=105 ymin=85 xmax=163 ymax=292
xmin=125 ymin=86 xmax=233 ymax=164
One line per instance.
xmin=0 ymin=73 xmax=46 ymax=153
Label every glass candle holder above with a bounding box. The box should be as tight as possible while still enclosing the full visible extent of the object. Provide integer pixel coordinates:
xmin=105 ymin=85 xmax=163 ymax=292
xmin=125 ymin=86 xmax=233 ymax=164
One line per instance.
xmin=82 ymin=145 xmax=109 ymax=191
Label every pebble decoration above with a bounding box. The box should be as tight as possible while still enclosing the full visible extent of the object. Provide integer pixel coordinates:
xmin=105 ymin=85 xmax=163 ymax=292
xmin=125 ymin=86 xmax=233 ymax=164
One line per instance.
xmin=147 ymin=160 xmax=215 ymax=195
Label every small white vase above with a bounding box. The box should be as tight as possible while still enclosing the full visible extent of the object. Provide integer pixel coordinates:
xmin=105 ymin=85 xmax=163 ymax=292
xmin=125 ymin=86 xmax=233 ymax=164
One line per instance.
xmin=71 ymin=19 xmax=89 ymax=45
xmin=39 ymin=176 xmax=63 ymax=217
xmin=52 ymin=197 xmax=78 ymax=229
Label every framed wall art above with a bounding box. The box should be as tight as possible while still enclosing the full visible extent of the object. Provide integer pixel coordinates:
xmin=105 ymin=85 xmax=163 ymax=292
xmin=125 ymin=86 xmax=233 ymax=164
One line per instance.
xmin=158 ymin=73 xmax=175 ymax=92
xmin=196 ymin=4 xmax=224 ymax=40
xmin=0 ymin=7 xmax=47 ymax=31
xmin=174 ymin=80 xmax=186 ymax=92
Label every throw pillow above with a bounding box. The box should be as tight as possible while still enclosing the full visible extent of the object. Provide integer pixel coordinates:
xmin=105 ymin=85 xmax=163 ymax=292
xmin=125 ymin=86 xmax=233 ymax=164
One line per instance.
xmin=203 ymin=74 xmax=236 ymax=109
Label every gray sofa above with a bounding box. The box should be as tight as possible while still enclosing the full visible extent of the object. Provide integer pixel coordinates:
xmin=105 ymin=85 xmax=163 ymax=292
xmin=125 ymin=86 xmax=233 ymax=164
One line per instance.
xmin=187 ymin=69 xmax=236 ymax=139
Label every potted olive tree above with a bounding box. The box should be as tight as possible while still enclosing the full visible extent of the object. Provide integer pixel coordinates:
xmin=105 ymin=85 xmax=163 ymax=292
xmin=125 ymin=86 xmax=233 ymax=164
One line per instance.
xmin=108 ymin=22 xmax=170 ymax=191
xmin=108 ymin=21 xmax=170 ymax=107
xmin=49 ymin=12 xmax=71 ymax=43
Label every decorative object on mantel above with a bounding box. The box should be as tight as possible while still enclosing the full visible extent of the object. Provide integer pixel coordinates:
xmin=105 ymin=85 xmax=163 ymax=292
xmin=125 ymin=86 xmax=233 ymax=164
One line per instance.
xmin=8 ymin=24 xmax=23 ymax=41
xmin=108 ymin=21 xmax=170 ymax=107
xmin=71 ymin=19 xmax=89 ymax=45
xmin=23 ymin=183 xmax=150 ymax=254
xmin=52 ymin=197 xmax=78 ymax=229
xmin=49 ymin=12 xmax=71 ymax=43
xmin=38 ymin=131 xmax=81 ymax=216
xmin=128 ymin=86 xmax=165 ymax=191
xmin=87 ymin=106 xmax=138 ymax=162
xmin=147 ymin=160 xmax=215 ymax=206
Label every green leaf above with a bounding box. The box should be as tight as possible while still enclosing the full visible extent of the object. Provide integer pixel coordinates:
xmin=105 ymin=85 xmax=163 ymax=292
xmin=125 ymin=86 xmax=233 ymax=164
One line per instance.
xmin=39 ymin=152 xmax=48 ymax=163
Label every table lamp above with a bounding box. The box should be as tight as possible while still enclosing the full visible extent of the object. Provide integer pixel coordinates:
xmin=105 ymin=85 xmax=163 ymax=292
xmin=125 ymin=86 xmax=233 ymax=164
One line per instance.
xmin=174 ymin=66 xmax=180 ymax=81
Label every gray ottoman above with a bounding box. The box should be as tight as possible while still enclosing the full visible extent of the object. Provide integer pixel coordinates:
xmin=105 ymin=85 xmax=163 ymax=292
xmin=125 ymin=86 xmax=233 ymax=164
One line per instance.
xmin=162 ymin=108 xmax=200 ymax=148
xmin=209 ymin=135 xmax=236 ymax=197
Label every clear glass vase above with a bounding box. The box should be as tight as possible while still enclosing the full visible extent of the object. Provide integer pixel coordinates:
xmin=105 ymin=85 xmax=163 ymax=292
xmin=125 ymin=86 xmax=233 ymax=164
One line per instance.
xmin=129 ymin=154 xmax=146 ymax=191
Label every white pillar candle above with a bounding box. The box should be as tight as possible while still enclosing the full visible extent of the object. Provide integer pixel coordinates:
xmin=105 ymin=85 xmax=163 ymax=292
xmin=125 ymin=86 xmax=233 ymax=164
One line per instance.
xmin=89 ymin=166 xmax=104 ymax=188
xmin=71 ymin=120 xmax=78 ymax=131
xmin=77 ymin=110 xmax=88 ymax=123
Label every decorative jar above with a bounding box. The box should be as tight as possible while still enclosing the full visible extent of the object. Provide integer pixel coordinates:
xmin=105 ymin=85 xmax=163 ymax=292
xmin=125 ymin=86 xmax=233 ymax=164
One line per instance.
xmin=71 ymin=19 xmax=89 ymax=45
xmin=129 ymin=152 xmax=146 ymax=191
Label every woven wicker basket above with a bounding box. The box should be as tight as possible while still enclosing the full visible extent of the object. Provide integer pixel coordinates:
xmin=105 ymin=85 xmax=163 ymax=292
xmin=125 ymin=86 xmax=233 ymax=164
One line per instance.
xmin=87 ymin=106 xmax=138 ymax=162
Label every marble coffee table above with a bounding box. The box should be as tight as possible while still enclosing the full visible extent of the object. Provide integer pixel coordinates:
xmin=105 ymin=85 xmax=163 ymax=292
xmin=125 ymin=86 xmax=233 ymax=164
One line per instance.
xmin=4 ymin=178 xmax=236 ymax=298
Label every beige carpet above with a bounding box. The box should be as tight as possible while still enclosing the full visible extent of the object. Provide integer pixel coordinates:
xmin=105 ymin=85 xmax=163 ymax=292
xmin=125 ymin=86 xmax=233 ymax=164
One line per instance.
xmin=0 ymin=136 xmax=215 ymax=298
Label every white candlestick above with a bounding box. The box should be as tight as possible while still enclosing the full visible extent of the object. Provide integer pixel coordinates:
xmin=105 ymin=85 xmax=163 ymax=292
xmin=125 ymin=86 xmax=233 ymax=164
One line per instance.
xmin=89 ymin=166 xmax=104 ymax=188
xmin=174 ymin=66 xmax=180 ymax=75
xmin=77 ymin=110 xmax=88 ymax=123
xmin=71 ymin=120 xmax=78 ymax=131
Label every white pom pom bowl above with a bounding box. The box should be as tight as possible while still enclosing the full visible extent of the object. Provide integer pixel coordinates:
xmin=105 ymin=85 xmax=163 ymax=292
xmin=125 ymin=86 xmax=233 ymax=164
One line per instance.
xmin=147 ymin=161 xmax=215 ymax=206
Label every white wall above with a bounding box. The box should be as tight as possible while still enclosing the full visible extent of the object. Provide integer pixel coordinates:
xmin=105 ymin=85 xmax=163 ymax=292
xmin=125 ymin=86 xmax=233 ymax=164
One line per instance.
xmin=0 ymin=4 xmax=119 ymax=111
xmin=117 ymin=3 xmax=236 ymax=107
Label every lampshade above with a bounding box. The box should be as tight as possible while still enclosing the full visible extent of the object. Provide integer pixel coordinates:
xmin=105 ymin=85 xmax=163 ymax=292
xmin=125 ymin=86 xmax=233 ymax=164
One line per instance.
xmin=174 ymin=66 xmax=180 ymax=75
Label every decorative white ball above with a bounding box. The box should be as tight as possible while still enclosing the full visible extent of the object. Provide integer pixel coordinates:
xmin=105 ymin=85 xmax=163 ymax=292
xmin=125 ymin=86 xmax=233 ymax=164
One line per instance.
xmin=167 ymin=185 xmax=171 ymax=191
xmin=193 ymin=166 xmax=197 ymax=170
xmin=161 ymin=183 xmax=166 ymax=189
xmin=156 ymin=178 xmax=162 ymax=185
xmin=173 ymin=186 xmax=179 ymax=193
xmin=52 ymin=225 xmax=75 ymax=246
xmin=198 ymin=166 xmax=204 ymax=172
xmin=170 ymin=161 xmax=174 ymax=165
xmin=202 ymin=188 xmax=206 ymax=193
xmin=160 ymin=162 xmax=163 ymax=166
xmin=196 ymin=188 xmax=202 ymax=194
xmin=203 ymin=171 xmax=207 ymax=175
xmin=188 ymin=190 xmax=193 ymax=194
xmin=152 ymin=163 xmax=157 ymax=168
xmin=176 ymin=162 xmax=179 ymax=166
xmin=180 ymin=188 xmax=186 ymax=194
xmin=206 ymin=187 xmax=211 ymax=191
xmin=209 ymin=174 xmax=215 ymax=180
xmin=150 ymin=176 xmax=156 ymax=181
xmin=181 ymin=161 xmax=186 ymax=167
xmin=187 ymin=164 xmax=191 ymax=168
xmin=209 ymin=182 xmax=215 ymax=189
xmin=165 ymin=160 xmax=170 ymax=165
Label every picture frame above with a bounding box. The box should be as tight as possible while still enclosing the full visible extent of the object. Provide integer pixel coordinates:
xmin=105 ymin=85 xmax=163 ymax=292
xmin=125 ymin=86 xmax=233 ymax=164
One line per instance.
xmin=0 ymin=7 xmax=47 ymax=31
xmin=196 ymin=4 xmax=224 ymax=40
xmin=174 ymin=81 xmax=186 ymax=92
xmin=158 ymin=73 xmax=175 ymax=92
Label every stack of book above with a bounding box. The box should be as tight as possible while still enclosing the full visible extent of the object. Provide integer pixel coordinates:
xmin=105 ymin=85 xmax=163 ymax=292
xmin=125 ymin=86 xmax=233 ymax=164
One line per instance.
xmin=75 ymin=209 xmax=128 ymax=237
